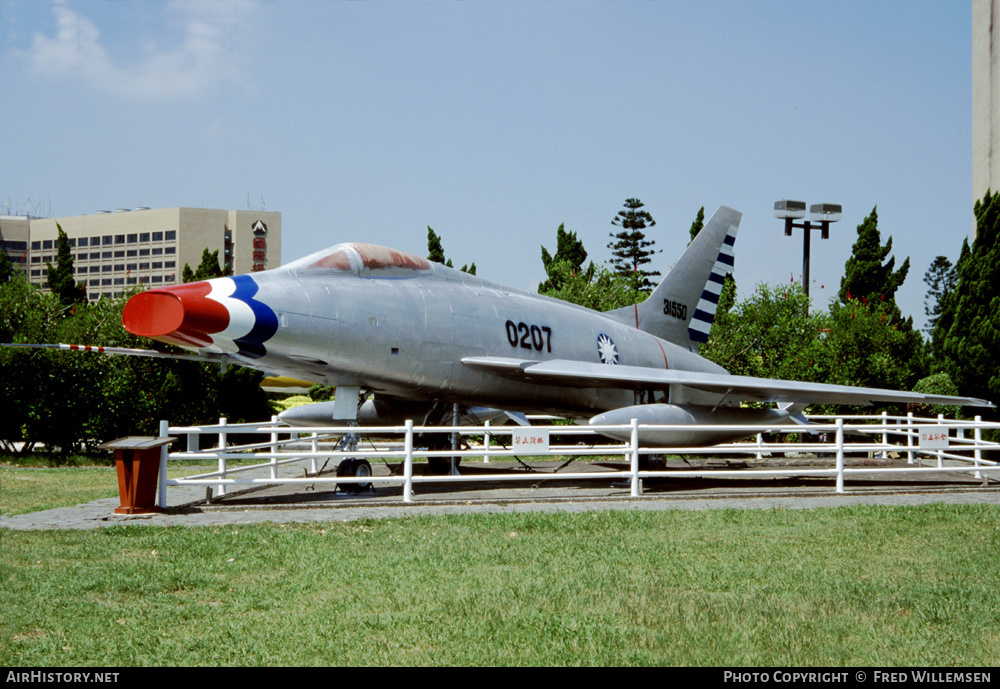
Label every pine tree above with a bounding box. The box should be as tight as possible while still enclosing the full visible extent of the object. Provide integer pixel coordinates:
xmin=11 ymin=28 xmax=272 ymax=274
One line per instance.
xmin=922 ymin=255 xmax=957 ymax=335
xmin=688 ymin=206 xmax=705 ymax=244
xmin=838 ymin=207 xmax=910 ymax=308
xmin=182 ymin=248 xmax=226 ymax=283
xmin=607 ymin=198 xmax=660 ymax=292
xmin=426 ymin=226 xmax=475 ymax=274
xmin=427 ymin=227 xmax=447 ymax=264
xmin=933 ymin=191 xmax=1000 ymax=405
xmin=540 ymin=223 xmax=591 ymax=292
xmin=45 ymin=223 xmax=85 ymax=306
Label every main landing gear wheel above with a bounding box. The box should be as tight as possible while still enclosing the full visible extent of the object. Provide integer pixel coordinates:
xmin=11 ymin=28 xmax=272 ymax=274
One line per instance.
xmin=337 ymin=458 xmax=372 ymax=494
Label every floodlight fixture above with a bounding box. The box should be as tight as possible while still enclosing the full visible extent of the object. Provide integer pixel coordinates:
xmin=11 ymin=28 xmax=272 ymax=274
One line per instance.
xmin=775 ymin=199 xmax=842 ymax=298
xmin=774 ymin=199 xmax=807 ymax=219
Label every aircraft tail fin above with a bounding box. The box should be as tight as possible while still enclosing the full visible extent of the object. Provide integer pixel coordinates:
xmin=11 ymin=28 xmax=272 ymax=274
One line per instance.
xmin=606 ymin=205 xmax=741 ymax=347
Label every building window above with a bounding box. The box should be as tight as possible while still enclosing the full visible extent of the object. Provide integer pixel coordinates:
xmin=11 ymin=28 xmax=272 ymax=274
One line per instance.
xmin=139 ymin=233 xmax=149 ymax=242
xmin=127 ymin=263 xmax=137 ymax=271
xmin=152 ymin=231 xmax=163 ymax=241
xmin=127 ymin=234 xmax=137 ymax=243
xmin=78 ymin=237 xmax=88 ymax=247
xmin=102 ymin=251 xmax=112 ymax=259
xmin=152 ymin=248 xmax=162 ymax=256
xmin=114 ymin=250 xmax=124 ymax=258
xmin=139 ymin=249 xmax=150 ymax=256
xmin=115 ymin=235 xmax=125 ymax=244
xmin=152 ymin=276 xmax=163 ymax=283
xmin=164 ymin=247 xmax=176 ymax=255
xmin=126 ymin=250 xmax=137 ymax=257
xmin=31 ymin=241 xmax=40 ymax=250
xmin=42 ymin=240 xmax=52 ymax=250
xmin=151 ymin=262 xmax=162 ymax=270
xmin=114 ymin=264 xmax=125 ymax=272
xmin=102 ymin=235 xmax=113 ymax=245
xmin=165 ymin=231 xmax=176 ymax=241
xmin=139 ymin=262 xmax=149 ymax=270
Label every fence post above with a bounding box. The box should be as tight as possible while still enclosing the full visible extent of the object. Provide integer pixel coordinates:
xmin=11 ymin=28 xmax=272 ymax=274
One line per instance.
xmin=403 ymin=419 xmax=414 ymax=503
xmin=906 ymin=412 xmax=915 ymax=464
xmin=158 ymin=419 xmax=169 ymax=508
xmin=974 ymin=415 xmax=983 ymax=480
xmin=630 ymin=417 xmax=641 ymax=497
xmin=835 ymin=418 xmax=845 ymax=493
xmin=310 ymin=432 xmax=319 ymax=475
xmin=483 ymin=419 xmax=491 ymax=464
xmin=937 ymin=413 xmax=945 ymax=469
xmin=270 ymin=415 xmax=279 ymax=480
xmin=217 ymin=417 xmax=228 ymax=497
xmin=881 ymin=410 xmax=888 ymax=458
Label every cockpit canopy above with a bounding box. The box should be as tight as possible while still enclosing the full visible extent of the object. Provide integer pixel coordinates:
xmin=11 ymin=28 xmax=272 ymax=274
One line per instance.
xmin=282 ymin=242 xmax=431 ymax=275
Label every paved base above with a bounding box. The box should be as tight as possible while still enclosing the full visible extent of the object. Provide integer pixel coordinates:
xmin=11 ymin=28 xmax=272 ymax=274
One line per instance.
xmin=4 ymin=457 xmax=999 ymax=530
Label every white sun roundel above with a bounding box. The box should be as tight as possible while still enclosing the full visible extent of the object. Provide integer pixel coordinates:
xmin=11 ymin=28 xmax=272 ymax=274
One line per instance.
xmin=596 ymin=333 xmax=619 ymax=365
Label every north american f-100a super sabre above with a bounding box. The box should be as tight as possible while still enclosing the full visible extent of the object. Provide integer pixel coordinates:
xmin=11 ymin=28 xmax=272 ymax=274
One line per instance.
xmin=113 ymin=205 xmax=989 ymax=461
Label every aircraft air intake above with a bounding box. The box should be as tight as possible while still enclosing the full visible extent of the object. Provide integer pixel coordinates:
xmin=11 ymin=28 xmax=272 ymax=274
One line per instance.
xmin=121 ymin=275 xmax=278 ymax=357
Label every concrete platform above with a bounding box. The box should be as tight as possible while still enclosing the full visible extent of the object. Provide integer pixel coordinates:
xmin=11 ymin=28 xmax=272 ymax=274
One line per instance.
xmin=3 ymin=455 xmax=998 ymax=530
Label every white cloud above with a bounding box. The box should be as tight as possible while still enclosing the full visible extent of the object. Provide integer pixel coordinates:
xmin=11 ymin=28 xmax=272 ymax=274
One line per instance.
xmin=27 ymin=0 xmax=258 ymax=99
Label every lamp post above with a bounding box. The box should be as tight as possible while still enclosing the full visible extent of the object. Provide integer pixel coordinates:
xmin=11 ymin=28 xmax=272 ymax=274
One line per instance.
xmin=773 ymin=200 xmax=842 ymax=299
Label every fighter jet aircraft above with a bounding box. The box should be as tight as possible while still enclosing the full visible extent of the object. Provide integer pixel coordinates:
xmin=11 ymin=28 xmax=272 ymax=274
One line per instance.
xmin=112 ymin=205 xmax=990 ymax=463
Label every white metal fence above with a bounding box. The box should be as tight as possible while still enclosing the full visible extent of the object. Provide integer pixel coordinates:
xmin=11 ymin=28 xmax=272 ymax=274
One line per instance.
xmin=153 ymin=412 xmax=1000 ymax=508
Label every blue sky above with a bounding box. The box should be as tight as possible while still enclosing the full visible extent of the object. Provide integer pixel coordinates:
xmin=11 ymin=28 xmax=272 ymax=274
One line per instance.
xmin=2 ymin=0 xmax=973 ymax=331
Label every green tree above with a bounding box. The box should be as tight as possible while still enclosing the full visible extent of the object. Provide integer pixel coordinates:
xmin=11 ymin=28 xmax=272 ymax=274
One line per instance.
xmin=182 ymin=248 xmax=227 ymax=283
xmin=540 ymin=223 xmax=592 ymax=292
xmin=607 ymin=198 xmax=660 ymax=292
xmin=701 ymin=282 xmax=826 ymax=381
xmin=427 ymin=226 xmax=447 ymax=264
xmin=426 ymin=226 xmax=475 ymax=274
xmin=687 ymin=206 xmax=705 ymax=244
xmin=0 ymin=240 xmax=13 ymax=284
xmin=923 ymin=255 xmax=957 ymax=335
xmin=933 ymin=190 xmax=1000 ymax=406
xmin=538 ymin=260 xmax=646 ymax=312
xmin=45 ymin=223 xmax=85 ymax=307
xmin=839 ymin=207 xmax=910 ymax=308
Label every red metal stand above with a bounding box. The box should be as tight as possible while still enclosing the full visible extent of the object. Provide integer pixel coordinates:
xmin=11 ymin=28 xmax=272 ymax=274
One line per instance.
xmin=100 ymin=437 xmax=175 ymax=515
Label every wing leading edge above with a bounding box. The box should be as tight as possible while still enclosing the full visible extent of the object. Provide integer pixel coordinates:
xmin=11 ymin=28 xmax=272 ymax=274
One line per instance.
xmin=460 ymin=356 xmax=994 ymax=409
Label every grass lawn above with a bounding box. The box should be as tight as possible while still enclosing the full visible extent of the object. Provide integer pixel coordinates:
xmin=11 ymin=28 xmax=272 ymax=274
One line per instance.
xmin=2 ymin=505 xmax=999 ymax=666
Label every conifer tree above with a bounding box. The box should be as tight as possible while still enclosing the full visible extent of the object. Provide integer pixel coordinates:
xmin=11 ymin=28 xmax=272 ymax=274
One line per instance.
xmin=426 ymin=226 xmax=475 ymax=274
xmin=933 ymin=191 xmax=1000 ymax=405
xmin=922 ymin=255 xmax=957 ymax=335
xmin=45 ymin=223 xmax=85 ymax=306
xmin=607 ymin=198 xmax=660 ymax=292
xmin=182 ymin=248 xmax=227 ymax=283
xmin=688 ymin=206 xmax=705 ymax=244
xmin=540 ymin=223 xmax=591 ymax=292
xmin=838 ymin=207 xmax=909 ymax=308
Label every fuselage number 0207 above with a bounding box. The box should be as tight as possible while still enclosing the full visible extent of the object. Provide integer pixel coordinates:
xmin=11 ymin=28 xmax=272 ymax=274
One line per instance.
xmin=505 ymin=320 xmax=552 ymax=352
xmin=664 ymin=299 xmax=688 ymax=320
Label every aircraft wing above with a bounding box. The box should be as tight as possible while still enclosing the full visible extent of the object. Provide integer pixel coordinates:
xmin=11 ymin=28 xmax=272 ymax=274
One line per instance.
xmin=1 ymin=343 xmax=242 ymax=372
xmin=461 ymin=356 xmax=994 ymax=408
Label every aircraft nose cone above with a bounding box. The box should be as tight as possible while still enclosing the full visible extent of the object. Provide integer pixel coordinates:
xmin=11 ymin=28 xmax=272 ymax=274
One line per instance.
xmin=122 ymin=282 xmax=230 ymax=348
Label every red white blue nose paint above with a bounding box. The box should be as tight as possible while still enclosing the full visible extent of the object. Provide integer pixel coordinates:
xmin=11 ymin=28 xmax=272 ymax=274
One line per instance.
xmin=122 ymin=275 xmax=277 ymax=358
